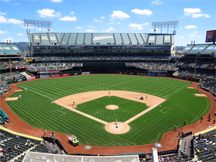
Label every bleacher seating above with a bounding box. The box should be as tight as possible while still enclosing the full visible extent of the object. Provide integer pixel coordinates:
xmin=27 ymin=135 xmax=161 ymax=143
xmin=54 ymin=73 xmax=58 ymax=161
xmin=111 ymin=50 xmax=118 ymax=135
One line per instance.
xmin=193 ymin=128 xmax=216 ymax=162
xmin=126 ymin=62 xmax=178 ymax=71
xmin=0 ymin=129 xmax=49 ymax=162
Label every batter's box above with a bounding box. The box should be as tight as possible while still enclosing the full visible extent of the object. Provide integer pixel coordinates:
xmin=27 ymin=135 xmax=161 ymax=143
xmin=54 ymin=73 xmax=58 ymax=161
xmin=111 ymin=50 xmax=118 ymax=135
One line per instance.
xmin=51 ymin=110 xmax=66 ymax=117
xmin=159 ymin=107 xmax=171 ymax=114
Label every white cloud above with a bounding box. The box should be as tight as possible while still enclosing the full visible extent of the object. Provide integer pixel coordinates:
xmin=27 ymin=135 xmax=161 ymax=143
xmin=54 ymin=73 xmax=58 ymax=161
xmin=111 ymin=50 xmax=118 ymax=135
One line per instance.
xmin=129 ymin=23 xmax=143 ymax=30
xmin=70 ymin=11 xmax=75 ymax=15
xmin=88 ymin=25 xmax=95 ymax=28
xmin=192 ymin=13 xmax=210 ymax=18
xmin=0 ymin=15 xmax=8 ymax=23
xmin=111 ymin=11 xmax=130 ymax=19
xmin=3 ymin=0 xmax=10 ymax=2
xmin=0 ymin=12 xmax=6 ymax=15
xmin=189 ymin=34 xmax=196 ymax=37
xmin=197 ymin=36 xmax=201 ymax=38
xmin=179 ymin=36 xmax=184 ymax=39
xmin=194 ymin=31 xmax=197 ymax=33
xmin=86 ymin=29 xmax=97 ymax=32
xmin=8 ymin=18 xmax=23 ymax=24
xmin=151 ymin=0 xmax=163 ymax=5
xmin=75 ymin=26 xmax=83 ymax=29
xmin=185 ymin=25 xmax=197 ymax=29
xmin=51 ymin=0 xmax=62 ymax=2
xmin=184 ymin=8 xmax=201 ymax=15
xmin=37 ymin=8 xmax=61 ymax=18
xmin=106 ymin=27 xmax=115 ymax=32
xmin=101 ymin=16 xmax=105 ymax=19
xmin=59 ymin=16 xmax=77 ymax=21
xmin=93 ymin=19 xmax=102 ymax=22
xmin=129 ymin=23 xmax=149 ymax=30
xmin=2 ymin=37 xmax=13 ymax=42
xmin=17 ymin=33 xmax=24 ymax=36
xmin=184 ymin=8 xmax=210 ymax=18
xmin=0 ymin=30 xmax=9 ymax=34
xmin=0 ymin=15 xmax=23 ymax=24
xmin=131 ymin=9 xmax=152 ymax=15
xmin=180 ymin=27 xmax=182 ymax=29
xmin=107 ymin=22 xmax=121 ymax=25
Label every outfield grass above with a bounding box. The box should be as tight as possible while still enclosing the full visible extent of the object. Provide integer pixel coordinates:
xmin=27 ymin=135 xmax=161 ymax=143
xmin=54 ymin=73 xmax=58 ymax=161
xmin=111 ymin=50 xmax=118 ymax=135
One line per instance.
xmin=76 ymin=96 xmax=149 ymax=123
xmin=6 ymin=75 xmax=210 ymax=146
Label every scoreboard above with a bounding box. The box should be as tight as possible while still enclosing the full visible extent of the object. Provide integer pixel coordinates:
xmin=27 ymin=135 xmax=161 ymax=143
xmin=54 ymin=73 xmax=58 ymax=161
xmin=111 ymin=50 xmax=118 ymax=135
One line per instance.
xmin=206 ymin=30 xmax=216 ymax=43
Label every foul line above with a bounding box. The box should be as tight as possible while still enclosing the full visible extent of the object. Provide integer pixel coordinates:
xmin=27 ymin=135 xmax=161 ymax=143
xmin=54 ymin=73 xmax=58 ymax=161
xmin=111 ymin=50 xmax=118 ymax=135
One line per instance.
xmin=124 ymin=99 xmax=166 ymax=124
xmin=53 ymin=101 xmax=109 ymax=125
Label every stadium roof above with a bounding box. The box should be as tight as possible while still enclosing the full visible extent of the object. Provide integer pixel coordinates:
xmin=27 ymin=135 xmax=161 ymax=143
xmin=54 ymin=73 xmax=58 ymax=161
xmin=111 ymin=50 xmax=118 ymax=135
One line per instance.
xmin=0 ymin=44 xmax=22 ymax=55
xmin=182 ymin=44 xmax=216 ymax=55
xmin=28 ymin=33 xmax=175 ymax=45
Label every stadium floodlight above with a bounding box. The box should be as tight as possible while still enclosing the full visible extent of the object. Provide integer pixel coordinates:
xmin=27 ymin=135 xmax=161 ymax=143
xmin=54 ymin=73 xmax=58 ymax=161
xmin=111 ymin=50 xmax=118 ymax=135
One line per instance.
xmin=152 ymin=21 xmax=178 ymax=34
xmin=23 ymin=19 xmax=52 ymax=33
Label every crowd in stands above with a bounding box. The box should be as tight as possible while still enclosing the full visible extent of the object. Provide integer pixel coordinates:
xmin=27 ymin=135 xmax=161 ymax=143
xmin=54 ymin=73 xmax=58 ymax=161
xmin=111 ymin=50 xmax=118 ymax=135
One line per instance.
xmin=177 ymin=58 xmax=215 ymax=69
xmin=0 ymin=130 xmax=48 ymax=162
xmin=33 ymin=55 xmax=171 ymax=61
xmin=25 ymin=62 xmax=83 ymax=71
xmin=126 ymin=62 xmax=178 ymax=71
xmin=193 ymin=129 xmax=216 ymax=161
xmin=0 ymin=61 xmax=29 ymax=70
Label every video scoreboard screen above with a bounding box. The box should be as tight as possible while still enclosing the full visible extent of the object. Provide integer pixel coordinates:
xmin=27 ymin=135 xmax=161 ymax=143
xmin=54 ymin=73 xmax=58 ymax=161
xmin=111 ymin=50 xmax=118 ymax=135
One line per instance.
xmin=206 ymin=30 xmax=216 ymax=42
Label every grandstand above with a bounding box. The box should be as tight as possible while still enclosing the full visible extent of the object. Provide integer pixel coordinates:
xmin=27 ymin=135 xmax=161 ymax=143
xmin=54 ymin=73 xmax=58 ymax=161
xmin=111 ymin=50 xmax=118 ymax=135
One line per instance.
xmin=24 ymin=32 xmax=177 ymax=77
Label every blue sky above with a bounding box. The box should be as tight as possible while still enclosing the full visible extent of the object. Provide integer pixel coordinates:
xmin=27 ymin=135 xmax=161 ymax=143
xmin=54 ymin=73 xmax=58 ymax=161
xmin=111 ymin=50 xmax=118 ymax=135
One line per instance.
xmin=0 ymin=0 xmax=215 ymax=46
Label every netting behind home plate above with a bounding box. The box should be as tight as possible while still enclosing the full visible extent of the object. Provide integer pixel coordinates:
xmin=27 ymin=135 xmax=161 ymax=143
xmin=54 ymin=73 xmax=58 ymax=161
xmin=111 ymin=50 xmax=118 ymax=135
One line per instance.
xmin=23 ymin=152 xmax=139 ymax=162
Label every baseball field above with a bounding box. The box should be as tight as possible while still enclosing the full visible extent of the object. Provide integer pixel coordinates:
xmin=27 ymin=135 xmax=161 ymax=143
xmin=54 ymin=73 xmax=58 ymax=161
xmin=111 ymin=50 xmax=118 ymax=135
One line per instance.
xmin=6 ymin=75 xmax=210 ymax=146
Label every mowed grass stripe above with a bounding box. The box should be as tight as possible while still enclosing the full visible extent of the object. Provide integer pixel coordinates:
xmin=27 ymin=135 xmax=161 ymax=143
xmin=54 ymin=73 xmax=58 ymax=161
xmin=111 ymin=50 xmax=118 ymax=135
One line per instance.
xmin=6 ymin=75 xmax=210 ymax=146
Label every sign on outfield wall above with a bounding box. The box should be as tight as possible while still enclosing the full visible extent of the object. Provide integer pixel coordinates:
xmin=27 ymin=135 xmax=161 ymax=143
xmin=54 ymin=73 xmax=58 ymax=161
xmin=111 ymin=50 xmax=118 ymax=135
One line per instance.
xmin=61 ymin=74 xmax=70 ymax=77
xmin=82 ymin=72 xmax=90 ymax=75
xmin=37 ymin=71 xmax=60 ymax=74
xmin=27 ymin=76 xmax=35 ymax=80
xmin=40 ymin=75 xmax=50 ymax=78
xmin=51 ymin=74 xmax=60 ymax=78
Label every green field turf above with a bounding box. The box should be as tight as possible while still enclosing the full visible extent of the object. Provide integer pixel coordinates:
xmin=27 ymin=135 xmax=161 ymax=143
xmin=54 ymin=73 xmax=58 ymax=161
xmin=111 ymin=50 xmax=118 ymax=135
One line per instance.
xmin=76 ymin=96 xmax=149 ymax=123
xmin=6 ymin=75 xmax=210 ymax=146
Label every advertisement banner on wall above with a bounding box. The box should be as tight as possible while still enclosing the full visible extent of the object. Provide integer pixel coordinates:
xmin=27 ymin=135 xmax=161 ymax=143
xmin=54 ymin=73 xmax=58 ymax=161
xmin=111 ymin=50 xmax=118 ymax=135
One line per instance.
xmin=18 ymin=66 xmax=25 ymax=69
xmin=82 ymin=72 xmax=90 ymax=75
xmin=37 ymin=71 xmax=49 ymax=74
xmin=137 ymin=73 xmax=146 ymax=76
xmin=40 ymin=75 xmax=50 ymax=78
xmin=27 ymin=76 xmax=35 ymax=80
xmin=157 ymin=74 xmax=167 ymax=77
xmin=61 ymin=74 xmax=70 ymax=77
xmin=49 ymin=71 xmax=60 ymax=73
xmin=147 ymin=74 xmax=156 ymax=76
xmin=51 ymin=74 xmax=60 ymax=78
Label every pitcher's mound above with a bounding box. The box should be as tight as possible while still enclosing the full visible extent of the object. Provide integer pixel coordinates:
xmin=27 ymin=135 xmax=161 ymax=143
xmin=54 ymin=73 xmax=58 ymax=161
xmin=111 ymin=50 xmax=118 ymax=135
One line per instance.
xmin=106 ymin=105 xmax=119 ymax=110
xmin=105 ymin=122 xmax=130 ymax=134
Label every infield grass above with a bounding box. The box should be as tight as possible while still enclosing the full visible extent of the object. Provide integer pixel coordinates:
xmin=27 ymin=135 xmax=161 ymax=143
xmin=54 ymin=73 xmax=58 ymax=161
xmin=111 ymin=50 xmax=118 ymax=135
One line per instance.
xmin=6 ymin=75 xmax=210 ymax=146
xmin=76 ymin=96 xmax=149 ymax=123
